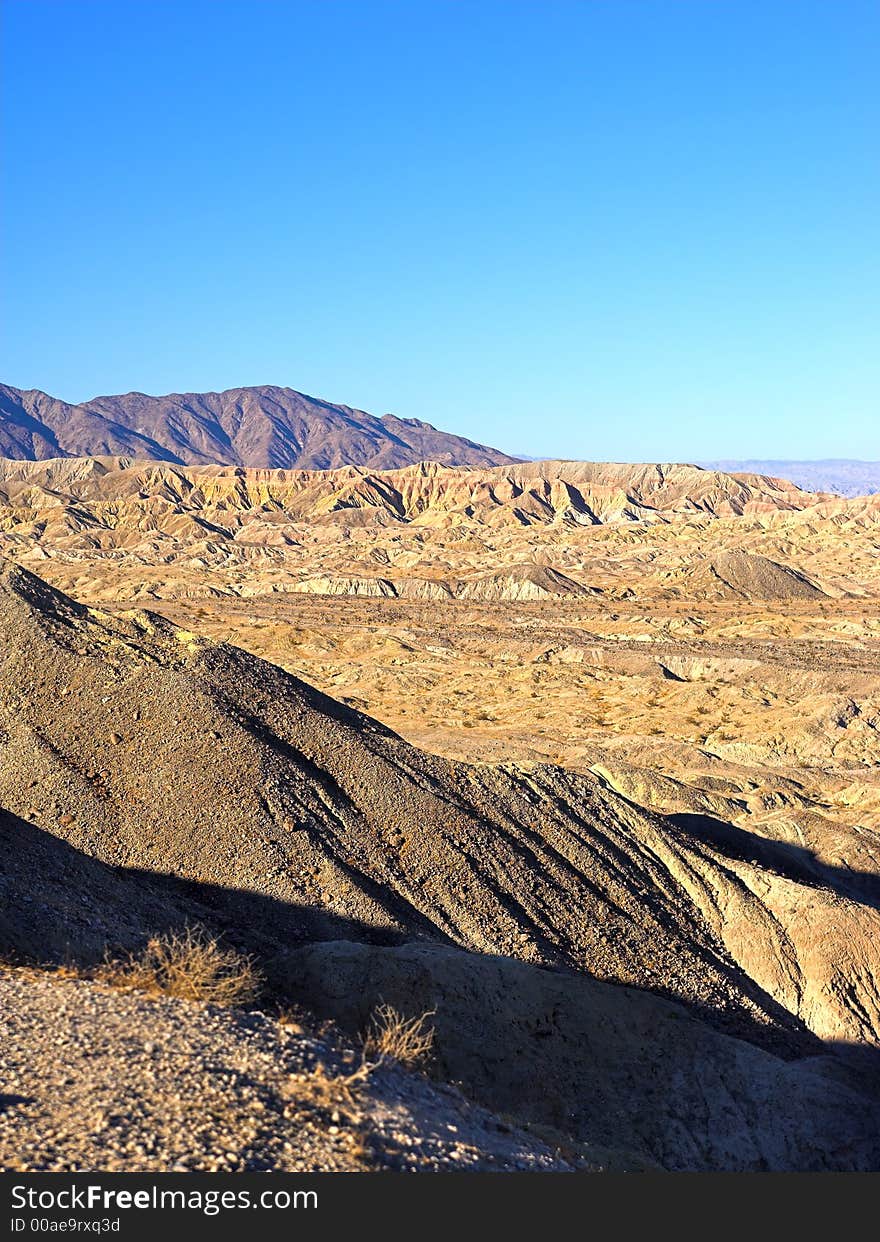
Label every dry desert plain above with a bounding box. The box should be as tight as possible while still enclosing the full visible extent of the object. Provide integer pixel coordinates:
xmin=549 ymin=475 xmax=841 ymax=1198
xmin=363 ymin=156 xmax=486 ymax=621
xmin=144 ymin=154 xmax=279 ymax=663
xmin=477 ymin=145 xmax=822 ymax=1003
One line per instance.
xmin=2 ymin=454 xmax=880 ymax=1171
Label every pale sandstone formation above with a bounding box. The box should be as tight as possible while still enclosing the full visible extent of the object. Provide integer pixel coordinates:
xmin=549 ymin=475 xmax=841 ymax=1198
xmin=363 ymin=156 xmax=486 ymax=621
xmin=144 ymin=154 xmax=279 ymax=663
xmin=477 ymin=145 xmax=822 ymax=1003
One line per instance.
xmin=2 ymin=450 xmax=879 ymax=1172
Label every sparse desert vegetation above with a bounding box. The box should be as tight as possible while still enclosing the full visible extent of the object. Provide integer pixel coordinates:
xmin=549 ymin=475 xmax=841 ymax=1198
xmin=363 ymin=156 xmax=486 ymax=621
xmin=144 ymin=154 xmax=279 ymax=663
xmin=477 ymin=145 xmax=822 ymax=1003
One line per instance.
xmin=96 ymin=927 xmax=261 ymax=1006
xmin=363 ymin=1003 xmax=436 ymax=1067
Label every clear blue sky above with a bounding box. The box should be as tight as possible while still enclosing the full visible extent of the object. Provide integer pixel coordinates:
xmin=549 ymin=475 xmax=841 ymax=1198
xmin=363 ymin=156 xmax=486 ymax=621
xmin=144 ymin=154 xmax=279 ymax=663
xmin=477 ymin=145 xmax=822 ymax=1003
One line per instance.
xmin=2 ymin=1 xmax=878 ymax=460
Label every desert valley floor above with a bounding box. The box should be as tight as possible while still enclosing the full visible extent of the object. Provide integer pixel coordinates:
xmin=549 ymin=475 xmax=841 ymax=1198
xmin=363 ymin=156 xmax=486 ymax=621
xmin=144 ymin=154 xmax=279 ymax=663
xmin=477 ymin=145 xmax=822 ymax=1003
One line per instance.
xmin=1 ymin=454 xmax=879 ymax=1171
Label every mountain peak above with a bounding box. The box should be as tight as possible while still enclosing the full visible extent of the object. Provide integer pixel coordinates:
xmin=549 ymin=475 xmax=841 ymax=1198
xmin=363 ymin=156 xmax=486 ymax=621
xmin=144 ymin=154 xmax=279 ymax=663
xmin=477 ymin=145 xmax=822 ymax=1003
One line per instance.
xmin=0 ymin=382 xmax=520 ymax=471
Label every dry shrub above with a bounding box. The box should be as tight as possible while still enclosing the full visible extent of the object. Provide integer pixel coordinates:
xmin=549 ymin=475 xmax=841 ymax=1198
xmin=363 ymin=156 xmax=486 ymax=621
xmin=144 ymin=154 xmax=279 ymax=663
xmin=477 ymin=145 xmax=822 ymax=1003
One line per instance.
xmin=284 ymin=1060 xmax=374 ymax=1116
xmin=98 ymin=927 xmax=260 ymax=1006
xmin=276 ymin=1009 xmax=306 ymax=1033
xmin=362 ymin=1002 xmax=435 ymax=1066
xmin=281 ymin=1064 xmax=375 ymax=1167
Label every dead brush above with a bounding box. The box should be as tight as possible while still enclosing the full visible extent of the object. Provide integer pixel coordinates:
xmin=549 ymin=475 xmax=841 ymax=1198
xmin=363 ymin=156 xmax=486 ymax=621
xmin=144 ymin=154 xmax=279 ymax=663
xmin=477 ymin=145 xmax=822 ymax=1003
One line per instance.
xmin=96 ymin=927 xmax=261 ymax=1006
xmin=283 ymin=1003 xmax=435 ymax=1125
xmin=281 ymin=1061 xmax=377 ymax=1168
xmin=362 ymin=1002 xmax=436 ymax=1067
xmin=284 ymin=1059 xmax=375 ymax=1116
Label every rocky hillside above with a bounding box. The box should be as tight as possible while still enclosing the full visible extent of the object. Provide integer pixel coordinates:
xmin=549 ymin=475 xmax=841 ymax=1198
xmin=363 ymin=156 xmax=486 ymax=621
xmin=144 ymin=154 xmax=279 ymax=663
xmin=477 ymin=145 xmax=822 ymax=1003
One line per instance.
xmin=2 ymin=559 xmax=880 ymax=1170
xmin=0 ymin=384 xmax=517 ymax=470
xmin=0 ymin=559 xmax=789 ymax=1036
xmin=0 ymin=456 xmax=830 ymax=565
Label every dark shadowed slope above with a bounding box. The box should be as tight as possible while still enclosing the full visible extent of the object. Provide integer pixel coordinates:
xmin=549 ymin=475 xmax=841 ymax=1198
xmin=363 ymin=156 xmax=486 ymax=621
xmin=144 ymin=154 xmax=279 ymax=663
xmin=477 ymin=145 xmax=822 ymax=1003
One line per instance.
xmin=1 ymin=557 xmax=773 ymax=1040
xmin=4 ymin=814 xmax=880 ymax=1172
xmin=0 ymin=383 xmax=518 ymax=470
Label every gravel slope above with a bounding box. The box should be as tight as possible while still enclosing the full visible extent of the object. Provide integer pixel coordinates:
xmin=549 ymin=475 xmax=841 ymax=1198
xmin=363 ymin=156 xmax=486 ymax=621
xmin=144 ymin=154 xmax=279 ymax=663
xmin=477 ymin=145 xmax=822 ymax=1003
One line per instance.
xmin=0 ymin=971 xmax=588 ymax=1173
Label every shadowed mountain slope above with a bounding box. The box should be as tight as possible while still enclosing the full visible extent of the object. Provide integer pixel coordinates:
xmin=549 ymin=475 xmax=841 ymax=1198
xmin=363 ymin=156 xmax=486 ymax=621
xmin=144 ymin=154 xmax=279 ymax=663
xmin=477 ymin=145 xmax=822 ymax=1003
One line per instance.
xmin=0 ymin=559 xmax=776 ymax=1038
xmin=4 ymin=814 xmax=879 ymax=1172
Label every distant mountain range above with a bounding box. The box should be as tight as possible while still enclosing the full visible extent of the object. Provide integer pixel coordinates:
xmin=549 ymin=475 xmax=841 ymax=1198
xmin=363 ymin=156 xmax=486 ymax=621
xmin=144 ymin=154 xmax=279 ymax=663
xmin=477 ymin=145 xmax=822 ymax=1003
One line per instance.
xmin=703 ymin=459 xmax=880 ymax=498
xmin=0 ymin=383 xmax=518 ymax=471
xmin=4 ymin=384 xmax=875 ymax=495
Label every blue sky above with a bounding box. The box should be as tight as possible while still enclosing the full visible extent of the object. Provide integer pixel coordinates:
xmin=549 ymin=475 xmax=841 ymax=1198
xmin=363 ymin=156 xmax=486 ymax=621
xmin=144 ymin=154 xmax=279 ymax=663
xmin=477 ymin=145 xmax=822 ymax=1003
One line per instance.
xmin=2 ymin=1 xmax=877 ymax=460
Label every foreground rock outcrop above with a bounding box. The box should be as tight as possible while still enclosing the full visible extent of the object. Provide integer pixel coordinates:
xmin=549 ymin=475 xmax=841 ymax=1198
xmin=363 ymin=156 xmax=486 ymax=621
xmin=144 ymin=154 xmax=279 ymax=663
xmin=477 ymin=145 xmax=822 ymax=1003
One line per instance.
xmin=273 ymin=940 xmax=880 ymax=1172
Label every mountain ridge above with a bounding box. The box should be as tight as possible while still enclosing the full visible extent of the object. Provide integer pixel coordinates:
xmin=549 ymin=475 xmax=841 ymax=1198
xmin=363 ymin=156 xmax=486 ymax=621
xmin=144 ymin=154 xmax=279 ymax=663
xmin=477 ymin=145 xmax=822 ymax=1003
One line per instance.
xmin=0 ymin=382 xmax=519 ymax=471
xmin=0 ymin=452 xmax=824 ymax=526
